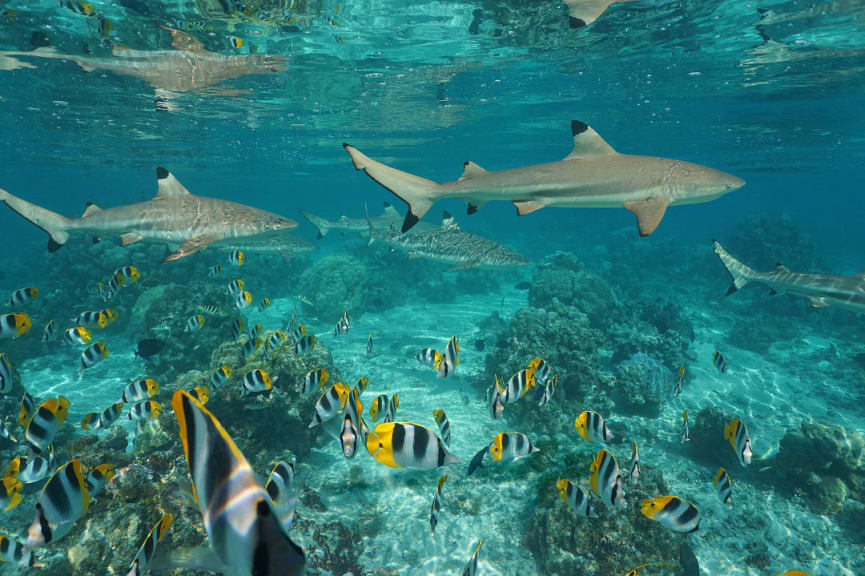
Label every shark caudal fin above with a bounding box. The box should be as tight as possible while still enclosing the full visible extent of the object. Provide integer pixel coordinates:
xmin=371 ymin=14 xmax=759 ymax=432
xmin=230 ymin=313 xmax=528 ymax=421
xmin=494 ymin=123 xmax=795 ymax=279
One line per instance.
xmin=343 ymin=144 xmax=442 ymax=233
xmin=713 ymin=240 xmax=756 ymax=296
xmin=0 ymin=187 xmax=72 ymax=251
xmin=298 ymin=210 xmax=333 ymax=239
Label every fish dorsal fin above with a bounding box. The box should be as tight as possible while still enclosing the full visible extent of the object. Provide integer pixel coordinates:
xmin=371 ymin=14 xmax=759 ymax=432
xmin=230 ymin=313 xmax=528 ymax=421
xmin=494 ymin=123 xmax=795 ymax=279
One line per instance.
xmin=156 ymin=167 xmax=191 ymax=198
xmin=565 ymin=120 xmax=617 ymax=159
xmin=441 ymin=211 xmax=461 ymax=231
xmin=459 ymin=161 xmax=487 ymax=181
xmin=381 ymin=202 xmax=399 ymax=217
xmin=82 ymin=202 xmax=101 ymax=217
xmin=774 ymin=263 xmax=791 ymax=274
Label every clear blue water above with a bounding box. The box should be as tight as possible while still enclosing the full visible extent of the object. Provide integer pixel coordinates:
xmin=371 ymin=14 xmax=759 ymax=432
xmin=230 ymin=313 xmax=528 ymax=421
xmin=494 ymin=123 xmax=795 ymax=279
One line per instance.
xmin=0 ymin=1 xmax=864 ymax=575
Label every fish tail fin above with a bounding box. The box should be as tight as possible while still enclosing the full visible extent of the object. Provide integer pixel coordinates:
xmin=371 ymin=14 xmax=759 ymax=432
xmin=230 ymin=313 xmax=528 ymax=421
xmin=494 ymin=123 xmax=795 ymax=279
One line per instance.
xmin=712 ymin=240 xmax=755 ymax=296
xmin=343 ymin=143 xmax=442 ymax=233
xmin=0 ymin=187 xmax=72 ymax=251
xmin=298 ymin=209 xmax=332 ymax=239
xmin=467 ymin=446 xmax=488 ymax=476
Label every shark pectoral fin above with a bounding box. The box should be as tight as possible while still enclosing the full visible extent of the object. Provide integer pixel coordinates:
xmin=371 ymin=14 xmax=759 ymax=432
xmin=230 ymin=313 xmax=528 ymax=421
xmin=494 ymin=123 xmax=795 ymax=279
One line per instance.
xmin=624 ymin=196 xmax=669 ymax=236
xmin=512 ymin=200 xmax=546 ymax=216
xmin=565 ymin=120 xmax=617 ymax=159
xmin=466 ymin=201 xmax=486 ymax=215
xmin=120 ymin=233 xmax=143 ymax=246
xmin=162 ymin=236 xmax=215 ymax=262
xmin=809 ymin=297 xmax=830 ymax=308
xmin=459 ymin=161 xmax=487 ymax=181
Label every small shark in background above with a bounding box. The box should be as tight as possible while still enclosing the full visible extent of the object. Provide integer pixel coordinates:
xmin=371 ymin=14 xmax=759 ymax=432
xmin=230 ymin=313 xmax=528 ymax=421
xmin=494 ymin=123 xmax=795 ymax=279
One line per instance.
xmin=563 ymin=0 xmax=641 ymax=28
xmin=714 ymin=240 xmax=865 ymax=314
xmin=217 ymin=232 xmax=318 ymax=262
xmin=344 ymin=120 xmax=745 ymax=236
xmin=0 ymin=27 xmax=285 ymax=110
xmin=0 ymin=167 xmax=298 ymax=262
xmin=300 ymin=203 xmax=435 ymax=239
xmin=364 ymin=203 xmax=529 ymax=270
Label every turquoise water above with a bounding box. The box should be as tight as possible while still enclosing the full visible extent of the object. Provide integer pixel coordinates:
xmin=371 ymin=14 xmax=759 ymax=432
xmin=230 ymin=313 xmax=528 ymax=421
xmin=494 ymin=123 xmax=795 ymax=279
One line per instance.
xmin=1 ymin=1 xmax=865 ymax=575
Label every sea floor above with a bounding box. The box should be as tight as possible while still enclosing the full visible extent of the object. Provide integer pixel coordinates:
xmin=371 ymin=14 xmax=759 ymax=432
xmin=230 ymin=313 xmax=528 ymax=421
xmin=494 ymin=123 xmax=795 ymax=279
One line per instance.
xmin=7 ymin=283 xmax=864 ymax=575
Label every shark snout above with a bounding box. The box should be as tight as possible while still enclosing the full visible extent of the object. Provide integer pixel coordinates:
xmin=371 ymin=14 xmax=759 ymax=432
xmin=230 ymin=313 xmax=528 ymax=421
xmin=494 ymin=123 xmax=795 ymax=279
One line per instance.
xmin=725 ymin=173 xmax=746 ymax=191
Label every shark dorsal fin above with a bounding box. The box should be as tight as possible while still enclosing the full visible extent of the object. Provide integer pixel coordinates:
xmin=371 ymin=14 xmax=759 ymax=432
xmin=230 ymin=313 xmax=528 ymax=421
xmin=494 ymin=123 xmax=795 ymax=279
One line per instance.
xmin=459 ymin=161 xmax=487 ymax=181
xmin=566 ymin=120 xmax=617 ymax=159
xmin=381 ymin=202 xmax=399 ymax=217
xmin=82 ymin=202 xmax=101 ymax=218
xmin=156 ymin=167 xmax=191 ymax=198
xmin=775 ymin=264 xmax=791 ymax=274
xmin=441 ymin=211 xmax=461 ymax=231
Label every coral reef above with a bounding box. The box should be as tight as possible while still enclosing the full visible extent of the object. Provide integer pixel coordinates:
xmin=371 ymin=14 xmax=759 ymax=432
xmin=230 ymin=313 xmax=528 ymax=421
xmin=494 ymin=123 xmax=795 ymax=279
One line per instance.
xmin=614 ymin=352 xmax=674 ymax=415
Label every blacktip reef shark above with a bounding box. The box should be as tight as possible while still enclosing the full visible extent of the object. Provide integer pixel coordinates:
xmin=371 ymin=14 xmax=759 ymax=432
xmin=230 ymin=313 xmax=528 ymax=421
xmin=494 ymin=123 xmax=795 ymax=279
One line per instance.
xmin=343 ymin=120 xmax=745 ymax=236
xmin=714 ymin=240 xmax=865 ymax=314
xmin=0 ymin=168 xmax=298 ymax=262
xmin=363 ymin=203 xmax=529 ymax=270
xmin=563 ymin=0 xmax=641 ymax=28
xmin=300 ymin=202 xmax=435 ymax=239
xmin=0 ymin=27 xmax=285 ymax=109
xmin=218 ymin=232 xmax=318 ymax=262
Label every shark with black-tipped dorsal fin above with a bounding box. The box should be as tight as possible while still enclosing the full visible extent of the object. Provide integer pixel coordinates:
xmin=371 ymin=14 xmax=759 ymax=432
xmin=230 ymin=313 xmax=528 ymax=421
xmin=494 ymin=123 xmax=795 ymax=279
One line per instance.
xmin=344 ymin=120 xmax=744 ymax=236
xmin=0 ymin=168 xmax=297 ymax=262
xmin=563 ymin=0 xmax=642 ymax=29
xmin=714 ymin=240 xmax=865 ymax=314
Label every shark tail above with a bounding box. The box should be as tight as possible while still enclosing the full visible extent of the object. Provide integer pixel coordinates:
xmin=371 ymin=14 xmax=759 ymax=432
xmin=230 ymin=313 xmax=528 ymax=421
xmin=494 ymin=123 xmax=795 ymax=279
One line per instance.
xmin=343 ymin=143 xmax=442 ymax=233
xmin=0 ymin=187 xmax=72 ymax=251
xmin=713 ymin=240 xmax=755 ymax=296
xmin=298 ymin=209 xmax=333 ymax=239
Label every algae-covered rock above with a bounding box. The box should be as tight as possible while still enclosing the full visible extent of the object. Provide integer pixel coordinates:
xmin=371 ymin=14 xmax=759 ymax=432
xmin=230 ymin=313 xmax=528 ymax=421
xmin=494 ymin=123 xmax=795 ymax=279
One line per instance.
xmin=614 ymin=352 xmax=673 ymax=415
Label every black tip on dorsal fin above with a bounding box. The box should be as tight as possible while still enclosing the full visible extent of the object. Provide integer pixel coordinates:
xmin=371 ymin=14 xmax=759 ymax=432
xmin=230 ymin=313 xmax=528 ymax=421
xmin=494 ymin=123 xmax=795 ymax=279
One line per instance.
xmin=467 ymin=204 xmax=479 ymax=215
xmin=86 ymin=201 xmax=94 ymax=207
xmin=402 ymin=212 xmax=419 ymax=233
xmin=342 ymin=142 xmax=351 ymax=150
xmin=569 ymin=16 xmax=586 ymax=29
xmin=443 ymin=211 xmax=452 ymax=220
xmin=156 ymin=167 xmax=169 ymax=180
xmin=571 ymin=120 xmax=588 ymax=136
xmin=776 ymin=262 xmax=783 ymax=267
xmin=383 ymin=202 xmax=391 ymax=208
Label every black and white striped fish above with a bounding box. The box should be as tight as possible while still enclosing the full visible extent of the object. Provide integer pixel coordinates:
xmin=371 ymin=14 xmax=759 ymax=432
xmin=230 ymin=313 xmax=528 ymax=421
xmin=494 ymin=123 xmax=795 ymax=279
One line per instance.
xmin=290 ymin=325 xmax=306 ymax=344
xmin=242 ymin=369 xmax=273 ymax=394
xmin=366 ymin=422 xmax=459 ymax=470
xmin=7 ymin=286 xmax=38 ymax=307
xmin=186 ymin=314 xmax=205 ymax=332
xmin=75 ymin=310 xmax=107 ymax=329
xmin=7 ymin=449 xmax=55 ymax=484
xmin=416 ymin=347 xmax=441 ymax=369
xmin=0 ymin=534 xmax=42 ymax=567
xmin=235 ymin=291 xmax=253 ymax=310
xmin=127 ymin=514 xmax=173 ymax=576
xmin=681 ymin=410 xmax=690 ymax=443
xmin=301 ymin=368 xmax=328 ymax=395
xmin=231 ymin=317 xmax=246 ymax=342
xmin=122 ymin=379 xmax=159 ymax=403
xmin=210 ymin=365 xmax=232 ymax=389
xmin=294 ymin=334 xmax=315 ymax=355
xmin=486 ymin=382 xmax=504 ymax=420
xmin=18 ymin=391 xmax=36 ymax=427
xmin=433 ymin=409 xmax=451 ymax=446
xmin=712 ymin=349 xmax=727 ymax=373
xmin=339 ymin=388 xmax=364 ymax=459
xmin=627 ymin=440 xmax=641 ymax=483
xmin=309 ymin=382 xmax=350 ymax=428
xmin=229 ymin=250 xmax=244 ymax=266
xmin=265 ymin=459 xmax=296 ymax=507
xmin=0 ymin=475 xmax=21 ymax=512
xmin=227 ymin=279 xmax=245 ymax=296
xmin=725 ymin=419 xmax=752 ymax=466
xmin=367 ymin=332 xmax=373 ymax=354
xmin=589 ymin=448 xmax=626 ymax=508
xmin=79 ymin=341 xmax=108 ymax=369
xmin=437 ymin=336 xmax=459 ymax=378
xmin=263 ymin=330 xmax=284 ymax=360
xmin=498 ymin=369 xmax=535 ymax=403
xmin=429 ymin=475 xmax=447 ymax=535
xmin=469 ymin=432 xmax=539 ymax=475
xmin=640 ymin=495 xmax=701 ymax=533
xmin=0 ymin=312 xmax=31 ymax=339
xmin=241 ymin=337 xmax=262 ymax=358
xmin=80 ymin=402 xmax=123 ymax=431
xmin=713 ymin=467 xmax=733 ymax=508
xmin=461 ymin=540 xmax=484 ymax=576
xmin=42 ymin=319 xmax=57 ymax=343
xmin=85 ymin=463 xmax=115 ymax=497
xmin=248 ymin=323 xmax=263 ymax=339
xmin=556 ymin=478 xmax=598 ymax=518
xmin=127 ymin=400 xmax=161 ymax=421
xmin=209 ymin=264 xmax=223 ymax=278
xmin=25 ymin=397 xmax=70 ymax=455
xmin=673 ymin=365 xmax=686 ymax=397
xmin=172 ymin=390 xmax=306 ymax=575
xmin=575 ymin=410 xmax=614 ymax=443
xmin=64 ymin=326 xmax=91 ymax=346
xmin=258 ymin=297 xmax=271 ymax=312
xmin=537 ymin=374 xmax=557 ymax=407
xmin=0 ymin=353 xmax=12 ymax=393
xmin=0 ymin=418 xmax=16 ymax=444
xmin=528 ymin=357 xmax=553 ymax=385
xmin=25 ymin=459 xmax=90 ymax=548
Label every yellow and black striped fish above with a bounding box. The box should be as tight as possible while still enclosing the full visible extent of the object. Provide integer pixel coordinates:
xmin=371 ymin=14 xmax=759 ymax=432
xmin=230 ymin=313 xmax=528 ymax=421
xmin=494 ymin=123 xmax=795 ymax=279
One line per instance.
xmin=433 ymin=409 xmax=450 ymax=446
xmin=366 ymin=422 xmax=458 ymax=470
xmin=712 ymin=349 xmax=727 ymax=373
xmin=290 ymin=324 xmax=306 ymax=344
xmin=242 ymin=336 xmax=262 ymax=358
xmin=185 ymin=314 xmax=205 ymax=332
xmin=301 ymin=368 xmax=328 ymax=395
xmin=227 ymin=279 xmax=245 ymax=296
xmin=265 ymin=459 xmax=296 ymax=507
xmin=258 ymin=297 xmax=271 ymax=312
xmin=64 ymin=326 xmax=91 ymax=346
xmin=228 ymin=250 xmax=244 ymax=266
xmin=0 ymin=353 xmax=12 ymax=393
xmin=209 ymin=264 xmax=223 ymax=278
xmin=557 ymin=478 xmax=597 ymax=518
xmin=25 ymin=459 xmax=90 ymax=548
xmin=242 ymin=369 xmax=273 ymax=394
xmin=210 ymin=365 xmax=232 ymax=389
xmin=590 ymin=448 xmax=626 ymax=508
xmin=122 ymin=379 xmax=158 ymax=403
xmin=80 ymin=402 xmax=123 ymax=431
xmin=235 ymin=291 xmax=253 ymax=310
xmin=115 ymin=265 xmax=140 ymax=283
xmin=713 ymin=467 xmax=733 ymax=508
xmin=339 ymin=388 xmax=364 ymax=459
xmin=25 ymin=396 xmax=70 ymax=455
xmin=429 ymin=475 xmax=447 ymax=535
xmin=309 ymin=382 xmax=349 ymax=427
xmin=0 ymin=533 xmax=42 ymax=567
xmin=127 ymin=400 xmax=161 ymax=421
xmin=75 ymin=310 xmax=107 ymax=329
xmin=172 ymin=390 xmax=306 ymax=574
xmin=436 ymin=336 xmax=459 ymax=378
xmin=725 ymin=419 xmax=752 ymax=467
xmin=7 ymin=287 xmax=38 ymax=307
xmin=18 ymin=391 xmax=35 ymax=427
xmin=294 ymin=334 xmax=315 ymax=355
xmin=0 ymin=313 xmax=31 ymax=339
xmin=188 ymin=386 xmax=210 ymax=405
xmin=85 ymin=463 xmax=115 ymax=496
xmin=575 ymin=411 xmax=614 ymax=443
xmin=80 ymin=341 xmax=108 ymax=369
xmin=0 ymin=475 xmax=22 ymax=512
xmin=231 ymin=317 xmax=246 ymax=342
xmin=127 ymin=514 xmax=173 ymax=576
xmin=498 ymin=369 xmax=536 ymax=404
xmin=462 ymin=540 xmax=484 ymax=576
xmin=416 ymin=347 xmax=442 ymax=369
xmin=42 ymin=319 xmax=57 ymax=343
xmin=263 ymin=330 xmax=284 ymax=359
xmin=640 ymin=495 xmax=701 ymax=533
